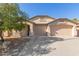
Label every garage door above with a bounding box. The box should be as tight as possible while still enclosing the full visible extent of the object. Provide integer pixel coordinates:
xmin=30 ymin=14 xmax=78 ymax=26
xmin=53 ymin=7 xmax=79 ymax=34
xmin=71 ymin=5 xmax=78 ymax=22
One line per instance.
xmin=50 ymin=25 xmax=72 ymax=37
xmin=33 ymin=24 xmax=47 ymax=36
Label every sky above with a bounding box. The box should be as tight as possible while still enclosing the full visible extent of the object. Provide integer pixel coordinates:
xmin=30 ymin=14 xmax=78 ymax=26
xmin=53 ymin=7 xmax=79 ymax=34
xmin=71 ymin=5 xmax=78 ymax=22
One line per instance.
xmin=19 ymin=3 xmax=79 ymax=19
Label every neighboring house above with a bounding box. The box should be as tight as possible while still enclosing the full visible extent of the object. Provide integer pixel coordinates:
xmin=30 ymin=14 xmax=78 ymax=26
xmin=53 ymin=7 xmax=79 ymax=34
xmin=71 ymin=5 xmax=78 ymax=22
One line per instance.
xmin=3 ymin=15 xmax=79 ymax=38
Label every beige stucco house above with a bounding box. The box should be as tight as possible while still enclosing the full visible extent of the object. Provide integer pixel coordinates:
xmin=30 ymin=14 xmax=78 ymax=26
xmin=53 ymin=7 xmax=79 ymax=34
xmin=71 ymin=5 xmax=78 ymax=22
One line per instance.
xmin=3 ymin=15 xmax=79 ymax=38
xmin=29 ymin=15 xmax=78 ymax=37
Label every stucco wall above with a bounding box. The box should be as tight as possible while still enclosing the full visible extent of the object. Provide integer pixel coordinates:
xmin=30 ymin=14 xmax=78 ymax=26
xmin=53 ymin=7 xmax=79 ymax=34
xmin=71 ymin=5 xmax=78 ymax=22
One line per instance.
xmin=3 ymin=25 xmax=29 ymax=38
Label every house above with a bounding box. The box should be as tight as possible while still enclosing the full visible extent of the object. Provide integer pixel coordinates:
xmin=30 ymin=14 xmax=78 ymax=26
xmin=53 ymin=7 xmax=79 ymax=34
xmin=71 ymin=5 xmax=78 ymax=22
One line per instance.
xmin=3 ymin=15 xmax=79 ymax=38
xmin=28 ymin=15 xmax=78 ymax=37
xmin=29 ymin=15 xmax=55 ymax=36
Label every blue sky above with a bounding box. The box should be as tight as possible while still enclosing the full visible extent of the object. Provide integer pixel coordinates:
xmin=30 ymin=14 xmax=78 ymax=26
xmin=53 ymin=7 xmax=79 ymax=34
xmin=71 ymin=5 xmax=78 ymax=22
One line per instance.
xmin=19 ymin=3 xmax=79 ymax=19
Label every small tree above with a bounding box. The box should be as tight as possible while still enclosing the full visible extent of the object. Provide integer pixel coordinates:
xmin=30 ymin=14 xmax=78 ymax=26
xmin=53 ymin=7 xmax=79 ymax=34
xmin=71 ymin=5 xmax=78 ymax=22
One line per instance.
xmin=0 ymin=3 xmax=28 ymax=42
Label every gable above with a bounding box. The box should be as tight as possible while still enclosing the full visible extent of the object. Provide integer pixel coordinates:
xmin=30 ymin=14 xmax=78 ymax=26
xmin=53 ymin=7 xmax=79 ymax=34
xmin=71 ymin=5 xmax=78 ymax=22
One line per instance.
xmin=30 ymin=15 xmax=55 ymax=24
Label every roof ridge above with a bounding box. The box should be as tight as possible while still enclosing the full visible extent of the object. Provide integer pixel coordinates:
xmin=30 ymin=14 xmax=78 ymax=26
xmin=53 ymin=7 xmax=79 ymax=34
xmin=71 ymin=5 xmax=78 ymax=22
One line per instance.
xmin=29 ymin=15 xmax=55 ymax=20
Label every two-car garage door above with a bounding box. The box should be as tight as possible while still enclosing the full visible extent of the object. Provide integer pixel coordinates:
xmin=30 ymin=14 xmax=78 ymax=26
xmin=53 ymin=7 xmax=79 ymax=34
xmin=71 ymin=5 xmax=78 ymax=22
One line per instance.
xmin=50 ymin=25 xmax=73 ymax=37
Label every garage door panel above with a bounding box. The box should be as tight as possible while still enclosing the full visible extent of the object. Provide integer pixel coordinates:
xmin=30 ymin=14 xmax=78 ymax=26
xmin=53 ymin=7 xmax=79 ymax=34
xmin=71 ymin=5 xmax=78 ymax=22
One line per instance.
xmin=50 ymin=25 xmax=72 ymax=37
xmin=34 ymin=25 xmax=47 ymax=36
xmin=55 ymin=29 xmax=72 ymax=36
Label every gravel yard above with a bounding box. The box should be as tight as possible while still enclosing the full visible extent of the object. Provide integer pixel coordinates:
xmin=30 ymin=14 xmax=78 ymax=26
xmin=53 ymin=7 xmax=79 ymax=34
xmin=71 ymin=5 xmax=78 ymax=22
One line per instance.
xmin=1 ymin=36 xmax=79 ymax=56
xmin=0 ymin=37 xmax=30 ymax=56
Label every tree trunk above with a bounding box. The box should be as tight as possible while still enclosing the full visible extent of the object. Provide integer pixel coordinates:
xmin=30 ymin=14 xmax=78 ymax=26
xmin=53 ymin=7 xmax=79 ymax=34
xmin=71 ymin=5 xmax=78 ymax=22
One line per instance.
xmin=0 ymin=30 xmax=4 ymax=43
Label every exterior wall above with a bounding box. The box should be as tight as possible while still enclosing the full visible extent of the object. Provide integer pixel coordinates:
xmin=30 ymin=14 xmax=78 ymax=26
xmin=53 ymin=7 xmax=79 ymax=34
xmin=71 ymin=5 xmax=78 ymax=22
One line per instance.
xmin=33 ymin=24 xmax=47 ymax=36
xmin=3 ymin=31 xmax=10 ymax=37
xmin=3 ymin=23 xmax=31 ymax=38
xmin=20 ymin=25 xmax=29 ymax=37
xmin=50 ymin=24 xmax=73 ymax=37
xmin=11 ymin=27 xmax=28 ymax=38
xmin=3 ymin=28 xmax=29 ymax=38
xmin=3 ymin=30 xmax=21 ymax=38
xmin=11 ymin=21 xmax=33 ymax=37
